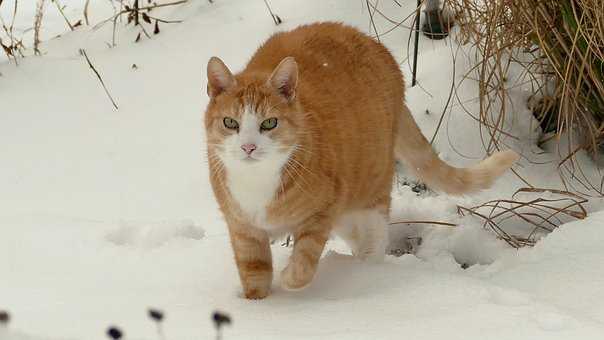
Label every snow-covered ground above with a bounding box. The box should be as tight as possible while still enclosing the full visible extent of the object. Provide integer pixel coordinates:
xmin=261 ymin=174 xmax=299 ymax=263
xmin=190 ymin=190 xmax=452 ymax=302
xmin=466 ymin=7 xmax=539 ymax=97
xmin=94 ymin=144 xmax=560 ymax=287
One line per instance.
xmin=2 ymin=1 xmax=604 ymax=339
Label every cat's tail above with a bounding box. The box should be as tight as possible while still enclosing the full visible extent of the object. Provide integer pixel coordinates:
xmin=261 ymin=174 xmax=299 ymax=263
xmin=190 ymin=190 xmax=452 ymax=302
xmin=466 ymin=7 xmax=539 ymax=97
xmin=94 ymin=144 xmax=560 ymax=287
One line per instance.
xmin=394 ymin=106 xmax=519 ymax=195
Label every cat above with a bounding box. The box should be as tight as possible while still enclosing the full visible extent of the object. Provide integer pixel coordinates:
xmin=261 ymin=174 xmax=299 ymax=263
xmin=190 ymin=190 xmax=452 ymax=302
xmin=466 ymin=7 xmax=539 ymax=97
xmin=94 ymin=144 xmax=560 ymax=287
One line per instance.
xmin=204 ymin=22 xmax=519 ymax=299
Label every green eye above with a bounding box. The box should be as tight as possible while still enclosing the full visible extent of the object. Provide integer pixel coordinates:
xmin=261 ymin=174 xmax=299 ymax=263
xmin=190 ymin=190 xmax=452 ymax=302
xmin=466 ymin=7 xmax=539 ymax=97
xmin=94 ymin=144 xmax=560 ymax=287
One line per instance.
xmin=223 ymin=117 xmax=239 ymax=130
xmin=260 ymin=118 xmax=278 ymax=131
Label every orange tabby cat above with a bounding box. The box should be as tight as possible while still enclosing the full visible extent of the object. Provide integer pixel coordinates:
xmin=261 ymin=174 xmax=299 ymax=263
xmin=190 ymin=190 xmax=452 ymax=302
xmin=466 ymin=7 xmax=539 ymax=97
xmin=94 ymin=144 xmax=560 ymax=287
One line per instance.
xmin=204 ymin=22 xmax=518 ymax=299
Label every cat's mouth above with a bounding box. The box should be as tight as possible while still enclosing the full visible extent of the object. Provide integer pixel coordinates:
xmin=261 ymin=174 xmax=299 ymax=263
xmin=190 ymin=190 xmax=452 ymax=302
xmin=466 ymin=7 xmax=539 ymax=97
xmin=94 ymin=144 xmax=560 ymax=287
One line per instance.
xmin=241 ymin=155 xmax=261 ymax=163
xmin=240 ymin=150 xmax=267 ymax=163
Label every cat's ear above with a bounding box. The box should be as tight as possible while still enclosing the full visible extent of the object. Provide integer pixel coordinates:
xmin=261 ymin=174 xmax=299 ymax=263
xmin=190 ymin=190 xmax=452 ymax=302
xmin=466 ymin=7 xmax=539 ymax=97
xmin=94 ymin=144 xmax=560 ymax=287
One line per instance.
xmin=207 ymin=57 xmax=236 ymax=98
xmin=268 ymin=57 xmax=298 ymax=101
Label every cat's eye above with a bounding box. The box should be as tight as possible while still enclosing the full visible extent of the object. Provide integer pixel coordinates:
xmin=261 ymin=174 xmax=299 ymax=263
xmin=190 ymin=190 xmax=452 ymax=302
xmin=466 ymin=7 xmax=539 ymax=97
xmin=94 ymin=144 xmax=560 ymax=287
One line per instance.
xmin=260 ymin=118 xmax=278 ymax=131
xmin=223 ymin=117 xmax=239 ymax=130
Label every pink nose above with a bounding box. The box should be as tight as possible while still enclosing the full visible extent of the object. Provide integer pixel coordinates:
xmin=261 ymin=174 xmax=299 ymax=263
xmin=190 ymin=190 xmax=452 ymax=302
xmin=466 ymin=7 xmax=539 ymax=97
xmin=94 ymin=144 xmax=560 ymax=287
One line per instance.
xmin=241 ymin=143 xmax=257 ymax=155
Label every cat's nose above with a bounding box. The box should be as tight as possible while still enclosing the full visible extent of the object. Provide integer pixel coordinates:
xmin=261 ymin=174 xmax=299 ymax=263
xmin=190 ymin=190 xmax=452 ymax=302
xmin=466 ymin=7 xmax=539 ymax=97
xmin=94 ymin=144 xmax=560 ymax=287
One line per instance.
xmin=241 ymin=143 xmax=257 ymax=155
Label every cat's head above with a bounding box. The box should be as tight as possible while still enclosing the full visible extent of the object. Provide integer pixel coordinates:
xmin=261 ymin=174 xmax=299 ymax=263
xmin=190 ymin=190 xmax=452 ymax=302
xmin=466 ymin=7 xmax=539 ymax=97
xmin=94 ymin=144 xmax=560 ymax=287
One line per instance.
xmin=204 ymin=56 xmax=304 ymax=169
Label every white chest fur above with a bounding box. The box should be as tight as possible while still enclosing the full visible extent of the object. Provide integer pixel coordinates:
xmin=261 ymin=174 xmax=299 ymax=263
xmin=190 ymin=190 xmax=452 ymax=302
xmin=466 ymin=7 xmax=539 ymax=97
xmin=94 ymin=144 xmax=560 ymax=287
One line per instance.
xmin=224 ymin=157 xmax=287 ymax=229
xmin=219 ymin=108 xmax=291 ymax=230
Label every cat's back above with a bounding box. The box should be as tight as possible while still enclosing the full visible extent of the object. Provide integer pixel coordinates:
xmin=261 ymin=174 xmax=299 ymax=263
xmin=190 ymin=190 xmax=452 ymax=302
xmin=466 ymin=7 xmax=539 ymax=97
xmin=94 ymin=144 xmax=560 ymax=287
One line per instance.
xmin=244 ymin=22 xmax=404 ymax=107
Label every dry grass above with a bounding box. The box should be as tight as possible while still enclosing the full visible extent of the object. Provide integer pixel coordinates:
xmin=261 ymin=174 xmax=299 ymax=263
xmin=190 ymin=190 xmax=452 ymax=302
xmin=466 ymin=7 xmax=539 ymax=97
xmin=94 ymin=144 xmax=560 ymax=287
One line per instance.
xmin=94 ymin=0 xmax=188 ymax=46
xmin=388 ymin=188 xmax=587 ymax=249
xmin=458 ymin=187 xmax=587 ymax=248
xmin=0 ymin=0 xmax=25 ymax=64
xmin=362 ymin=1 xmax=594 ymax=247
xmin=447 ymin=0 xmax=604 ymax=189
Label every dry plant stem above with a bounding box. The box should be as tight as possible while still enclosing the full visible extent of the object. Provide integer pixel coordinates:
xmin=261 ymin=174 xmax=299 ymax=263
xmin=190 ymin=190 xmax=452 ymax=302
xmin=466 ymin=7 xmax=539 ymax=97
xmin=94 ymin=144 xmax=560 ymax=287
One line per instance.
xmin=83 ymin=0 xmax=90 ymax=25
xmin=52 ymin=0 xmax=74 ymax=30
xmin=79 ymin=49 xmax=119 ymax=110
xmin=366 ymin=0 xmax=380 ymax=42
xmin=9 ymin=0 xmax=16 ymax=33
xmin=97 ymin=0 xmax=189 ymax=27
xmin=146 ymin=15 xmax=182 ymax=24
xmin=458 ymin=205 xmax=523 ymax=247
xmin=411 ymin=0 xmax=420 ymax=86
xmin=97 ymin=0 xmax=188 ymax=46
xmin=430 ymin=38 xmax=458 ymax=145
xmin=364 ymin=1 xmax=413 ymax=31
xmin=510 ymin=168 xmax=533 ymax=188
xmin=34 ymin=0 xmax=45 ymax=55
xmin=388 ymin=190 xmax=585 ymax=249
xmin=262 ymin=0 xmax=280 ymax=26
xmin=133 ymin=0 xmax=139 ymax=25
xmin=389 ymin=220 xmax=457 ymax=227
xmin=139 ymin=24 xmax=151 ymax=39
xmin=0 ymin=0 xmax=22 ymax=64
xmin=365 ymin=0 xmax=416 ymax=38
xmin=457 ymin=187 xmax=587 ymax=248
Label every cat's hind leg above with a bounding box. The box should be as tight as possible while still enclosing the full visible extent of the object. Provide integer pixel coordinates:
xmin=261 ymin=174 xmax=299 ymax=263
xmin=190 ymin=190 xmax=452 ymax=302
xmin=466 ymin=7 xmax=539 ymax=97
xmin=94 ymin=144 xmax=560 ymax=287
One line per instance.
xmin=333 ymin=208 xmax=388 ymax=262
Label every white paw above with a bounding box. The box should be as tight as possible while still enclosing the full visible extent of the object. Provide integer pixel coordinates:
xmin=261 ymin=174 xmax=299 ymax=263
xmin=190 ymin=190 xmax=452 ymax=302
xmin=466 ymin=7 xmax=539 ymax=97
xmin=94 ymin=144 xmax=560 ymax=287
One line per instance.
xmin=280 ymin=262 xmax=314 ymax=291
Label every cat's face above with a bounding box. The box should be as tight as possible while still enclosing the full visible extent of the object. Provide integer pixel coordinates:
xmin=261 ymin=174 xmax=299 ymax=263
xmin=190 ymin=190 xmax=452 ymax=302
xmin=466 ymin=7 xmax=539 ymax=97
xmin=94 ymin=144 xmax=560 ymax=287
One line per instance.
xmin=206 ymin=89 xmax=300 ymax=167
xmin=204 ymin=57 xmax=303 ymax=170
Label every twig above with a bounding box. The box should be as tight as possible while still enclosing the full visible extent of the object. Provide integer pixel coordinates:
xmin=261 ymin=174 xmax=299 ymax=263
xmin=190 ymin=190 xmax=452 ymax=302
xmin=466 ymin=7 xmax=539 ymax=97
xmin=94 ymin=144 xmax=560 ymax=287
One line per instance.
xmin=51 ymin=0 xmax=74 ymax=31
xmin=33 ymin=0 xmax=45 ymax=55
xmin=0 ymin=0 xmax=22 ymax=64
xmin=262 ymin=0 xmax=281 ymax=25
xmin=146 ymin=15 xmax=182 ymax=24
xmin=430 ymin=37 xmax=458 ymax=145
xmin=412 ymin=0 xmax=421 ymax=86
xmin=366 ymin=0 xmax=380 ymax=42
xmin=96 ymin=0 xmax=188 ymax=46
xmin=83 ymin=0 xmax=90 ymax=25
xmin=365 ymin=1 xmax=414 ymax=34
xmin=9 ymin=0 xmax=16 ymax=31
xmin=79 ymin=49 xmax=119 ymax=110
xmin=133 ymin=0 xmax=139 ymax=26
xmin=389 ymin=220 xmax=457 ymax=227
xmin=95 ymin=0 xmax=189 ymax=29
xmin=457 ymin=187 xmax=588 ymax=248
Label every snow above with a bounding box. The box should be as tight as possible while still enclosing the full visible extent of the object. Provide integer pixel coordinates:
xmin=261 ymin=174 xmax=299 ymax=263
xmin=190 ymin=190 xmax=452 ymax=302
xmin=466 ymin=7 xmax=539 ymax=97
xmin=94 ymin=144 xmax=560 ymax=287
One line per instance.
xmin=1 ymin=0 xmax=604 ymax=339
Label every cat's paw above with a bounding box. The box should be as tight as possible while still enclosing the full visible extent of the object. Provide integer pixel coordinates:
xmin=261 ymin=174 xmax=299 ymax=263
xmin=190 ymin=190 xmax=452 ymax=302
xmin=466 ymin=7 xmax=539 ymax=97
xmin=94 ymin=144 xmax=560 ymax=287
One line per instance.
xmin=243 ymin=287 xmax=270 ymax=300
xmin=280 ymin=261 xmax=314 ymax=291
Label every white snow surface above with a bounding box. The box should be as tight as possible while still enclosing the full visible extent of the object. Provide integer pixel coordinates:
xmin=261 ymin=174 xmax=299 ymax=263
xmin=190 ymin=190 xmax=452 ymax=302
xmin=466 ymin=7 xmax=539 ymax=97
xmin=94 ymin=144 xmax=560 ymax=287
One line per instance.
xmin=2 ymin=0 xmax=604 ymax=339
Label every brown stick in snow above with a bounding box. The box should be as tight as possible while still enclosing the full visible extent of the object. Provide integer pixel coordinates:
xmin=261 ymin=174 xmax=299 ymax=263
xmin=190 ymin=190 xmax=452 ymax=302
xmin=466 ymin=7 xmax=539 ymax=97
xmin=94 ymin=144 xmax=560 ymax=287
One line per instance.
xmin=79 ymin=49 xmax=119 ymax=110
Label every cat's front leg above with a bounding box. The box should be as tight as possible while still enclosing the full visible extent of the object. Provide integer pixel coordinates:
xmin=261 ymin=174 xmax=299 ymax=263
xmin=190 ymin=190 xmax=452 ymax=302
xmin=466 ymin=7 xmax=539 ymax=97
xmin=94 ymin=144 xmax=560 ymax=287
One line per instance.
xmin=227 ymin=222 xmax=273 ymax=299
xmin=281 ymin=216 xmax=331 ymax=291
